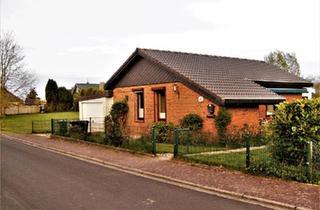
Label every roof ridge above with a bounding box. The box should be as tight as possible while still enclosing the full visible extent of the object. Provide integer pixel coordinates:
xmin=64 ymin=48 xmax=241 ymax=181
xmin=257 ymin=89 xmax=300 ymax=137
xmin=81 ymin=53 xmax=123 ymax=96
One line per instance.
xmin=137 ymin=48 xmax=266 ymax=64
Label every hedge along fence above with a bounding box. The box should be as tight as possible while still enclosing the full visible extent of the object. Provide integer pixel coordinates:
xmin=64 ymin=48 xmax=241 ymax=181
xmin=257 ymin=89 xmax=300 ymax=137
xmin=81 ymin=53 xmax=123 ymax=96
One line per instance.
xmin=250 ymin=98 xmax=320 ymax=183
xmin=270 ymin=98 xmax=320 ymax=166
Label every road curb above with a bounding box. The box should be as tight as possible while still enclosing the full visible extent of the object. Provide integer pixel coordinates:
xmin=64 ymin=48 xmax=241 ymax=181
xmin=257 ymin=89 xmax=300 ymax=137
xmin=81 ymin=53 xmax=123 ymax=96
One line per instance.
xmin=1 ymin=134 xmax=312 ymax=210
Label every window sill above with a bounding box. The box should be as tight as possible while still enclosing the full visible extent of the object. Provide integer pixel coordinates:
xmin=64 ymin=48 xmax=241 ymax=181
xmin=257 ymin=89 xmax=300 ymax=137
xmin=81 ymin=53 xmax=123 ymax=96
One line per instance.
xmin=135 ymin=119 xmax=145 ymax=123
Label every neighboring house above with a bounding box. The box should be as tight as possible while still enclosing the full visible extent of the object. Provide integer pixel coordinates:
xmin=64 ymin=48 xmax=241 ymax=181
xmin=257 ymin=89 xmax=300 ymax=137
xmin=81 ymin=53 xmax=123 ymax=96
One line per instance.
xmin=0 ymin=88 xmax=23 ymax=113
xmin=0 ymin=88 xmax=39 ymax=115
xmin=105 ymin=48 xmax=312 ymax=137
xmin=71 ymin=82 xmax=100 ymax=95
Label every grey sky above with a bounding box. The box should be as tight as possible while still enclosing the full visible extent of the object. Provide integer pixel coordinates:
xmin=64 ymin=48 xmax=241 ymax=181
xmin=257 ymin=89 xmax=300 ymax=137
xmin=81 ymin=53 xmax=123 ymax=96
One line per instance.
xmin=1 ymin=0 xmax=319 ymax=98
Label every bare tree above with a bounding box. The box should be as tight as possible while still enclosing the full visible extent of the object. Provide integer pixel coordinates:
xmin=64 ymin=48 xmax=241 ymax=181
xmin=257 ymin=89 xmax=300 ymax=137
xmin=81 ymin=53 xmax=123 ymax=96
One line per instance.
xmin=0 ymin=32 xmax=37 ymax=98
xmin=265 ymin=50 xmax=300 ymax=76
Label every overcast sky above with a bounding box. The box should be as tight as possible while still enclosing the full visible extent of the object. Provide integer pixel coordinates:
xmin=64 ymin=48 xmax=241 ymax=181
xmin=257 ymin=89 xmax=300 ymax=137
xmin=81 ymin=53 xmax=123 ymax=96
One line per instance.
xmin=1 ymin=0 xmax=319 ymax=98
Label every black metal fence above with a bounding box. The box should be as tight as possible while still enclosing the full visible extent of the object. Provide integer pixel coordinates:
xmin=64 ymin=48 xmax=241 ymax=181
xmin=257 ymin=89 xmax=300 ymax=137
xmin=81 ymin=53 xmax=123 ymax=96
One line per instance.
xmin=32 ymin=117 xmax=104 ymax=135
xmin=31 ymin=120 xmax=52 ymax=133
xmin=168 ymin=128 xmax=320 ymax=183
xmin=81 ymin=117 xmax=105 ymax=133
xmin=37 ymin=118 xmax=320 ymax=184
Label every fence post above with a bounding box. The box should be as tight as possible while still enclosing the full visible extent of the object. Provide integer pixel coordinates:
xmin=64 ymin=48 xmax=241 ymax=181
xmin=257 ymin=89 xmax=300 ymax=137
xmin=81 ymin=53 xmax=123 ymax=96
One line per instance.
xmin=51 ymin=119 xmax=54 ymax=134
xmin=173 ymin=128 xmax=179 ymax=158
xmin=89 ymin=117 xmax=92 ymax=133
xmin=245 ymin=135 xmax=250 ymax=169
xmin=151 ymin=127 xmax=156 ymax=156
xmin=306 ymin=141 xmax=312 ymax=182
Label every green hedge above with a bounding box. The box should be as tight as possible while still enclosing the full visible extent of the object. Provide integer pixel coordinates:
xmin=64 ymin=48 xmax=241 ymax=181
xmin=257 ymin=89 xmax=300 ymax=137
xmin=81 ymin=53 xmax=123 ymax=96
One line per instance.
xmin=271 ymin=98 xmax=320 ymax=165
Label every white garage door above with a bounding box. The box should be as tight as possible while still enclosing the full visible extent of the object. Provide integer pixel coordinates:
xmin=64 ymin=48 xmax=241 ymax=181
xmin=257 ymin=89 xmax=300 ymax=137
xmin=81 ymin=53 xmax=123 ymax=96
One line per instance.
xmin=82 ymin=102 xmax=104 ymax=119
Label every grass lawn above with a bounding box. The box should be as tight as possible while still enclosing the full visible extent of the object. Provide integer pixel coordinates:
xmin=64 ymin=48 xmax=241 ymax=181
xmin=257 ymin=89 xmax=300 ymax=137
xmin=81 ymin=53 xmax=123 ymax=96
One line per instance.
xmin=156 ymin=143 xmax=227 ymax=154
xmin=0 ymin=112 xmax=79 ymax=134
xmin=180 ymin=147 xmax=270 ymax=171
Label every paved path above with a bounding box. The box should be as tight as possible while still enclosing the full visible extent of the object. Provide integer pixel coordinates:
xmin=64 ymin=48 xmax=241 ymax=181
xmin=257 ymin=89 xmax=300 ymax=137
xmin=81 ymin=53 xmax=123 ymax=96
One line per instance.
xmin=1 ymin=137 xmax=269 ymax=210
xmin=184 ymin=145 xmax=266 ymax=157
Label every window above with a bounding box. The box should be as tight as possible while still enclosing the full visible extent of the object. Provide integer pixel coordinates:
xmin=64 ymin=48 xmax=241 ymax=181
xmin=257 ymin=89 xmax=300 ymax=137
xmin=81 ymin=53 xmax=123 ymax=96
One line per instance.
xmin=266 ymin=105 xmax=275 ymax=116
xmin=136 ymin=91 xmax=144 ymax=120
xmin=156 ymin=90 xmax=166 ymax=120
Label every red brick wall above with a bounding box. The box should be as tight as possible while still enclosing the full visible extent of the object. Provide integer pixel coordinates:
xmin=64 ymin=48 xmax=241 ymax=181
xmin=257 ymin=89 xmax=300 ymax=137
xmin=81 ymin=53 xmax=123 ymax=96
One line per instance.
xmin=113 ymin=82 xmax=264 ymax=137
xmin=227 ymin=107 xmax=261 ymax=131
xmin=113 ymin=84 xmax=304 ymax=137
xmin=281 ymin=93 xmax=302 ymax=102
xmin=114 ymin=82 xmax=219 ymax=137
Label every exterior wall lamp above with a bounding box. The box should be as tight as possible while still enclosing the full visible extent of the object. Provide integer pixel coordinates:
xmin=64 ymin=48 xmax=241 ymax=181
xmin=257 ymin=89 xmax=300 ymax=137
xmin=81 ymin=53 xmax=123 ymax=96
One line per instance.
xmin=173 ymin=84 xmax=179 ymax=93
xmin=207 ymin=103 xmax=215 ymax=118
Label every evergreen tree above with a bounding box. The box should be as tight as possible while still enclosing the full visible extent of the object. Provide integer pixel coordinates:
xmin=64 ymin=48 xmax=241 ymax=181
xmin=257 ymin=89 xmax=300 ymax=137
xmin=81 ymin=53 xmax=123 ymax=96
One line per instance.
xmin=45 ymin=79 xmax=58 ymax=104
xmin=26 ymin=88 xmax=38 ymax=100
xmin=57 ymin=87 xmax=73 ymax=111
xmin=45 ymin=79 xmax=58 ymax=111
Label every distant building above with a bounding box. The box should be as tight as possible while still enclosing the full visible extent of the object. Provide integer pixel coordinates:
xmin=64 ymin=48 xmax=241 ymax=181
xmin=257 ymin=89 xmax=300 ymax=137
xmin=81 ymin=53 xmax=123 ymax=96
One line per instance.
xmin=71 ymin=82 xmax=100 ymax=95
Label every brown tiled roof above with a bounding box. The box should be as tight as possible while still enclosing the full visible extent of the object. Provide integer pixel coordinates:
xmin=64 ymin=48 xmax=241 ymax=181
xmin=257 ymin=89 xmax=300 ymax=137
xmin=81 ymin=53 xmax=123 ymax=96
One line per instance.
xmin=106 ymin=48 xmax=312 ymax=105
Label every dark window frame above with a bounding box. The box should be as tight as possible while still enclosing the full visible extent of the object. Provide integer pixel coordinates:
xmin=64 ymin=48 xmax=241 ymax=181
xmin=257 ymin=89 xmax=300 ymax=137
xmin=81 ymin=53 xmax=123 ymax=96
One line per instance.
xmin=154 ymin=89 xmax=167 ymax=121
xmin=133 ymin=89 xmax=145 ymax=122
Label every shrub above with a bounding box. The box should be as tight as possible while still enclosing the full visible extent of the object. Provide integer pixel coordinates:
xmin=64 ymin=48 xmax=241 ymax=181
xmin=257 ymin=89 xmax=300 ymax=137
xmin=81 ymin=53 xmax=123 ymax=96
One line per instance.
xmin=104 ymin=100 xmax=129 ymax=146
xmin=104 ymin=115 xmax=125 ymax=146
xmin=69 ymin=120 xmax=89 ymax=140
xmin=270 ymin=98 xmax=320 ymax=165
xmin=110 ymin=101 xmax=129 ymax=125
xmin=214 ymin=108 xmax=232 ymax=142
xmin=188 ymin=131 xmax=214 ymax=145
xmin=86 ymin=132 xmax=105 ymax=144
xmin=224 ymin=124 xmax=265 ymax=148
xmin=152 ymin=122 xmax=175 ymax=143
xmin=181 ymin=113 xmax=203 ymax=131
xmin=69 ymin=124 xmax=86 ymax=140
xmin=247 ymin=158 xmax=320 ymax=183
xmin=122 ymin=135 xmax=152 ymax=153
xmin=45 ymin=103 xmax=56 ymax=112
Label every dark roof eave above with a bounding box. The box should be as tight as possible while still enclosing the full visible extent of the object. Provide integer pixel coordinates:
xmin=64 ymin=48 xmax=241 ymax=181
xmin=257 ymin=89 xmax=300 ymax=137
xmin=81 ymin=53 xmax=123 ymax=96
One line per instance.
xmin=105 ymin=49 xmax=139 ymax=90
xmin=224 ymin=98 xmax=285 ymax=105
xmin=254 ymin=80 xmax=313 ymax=88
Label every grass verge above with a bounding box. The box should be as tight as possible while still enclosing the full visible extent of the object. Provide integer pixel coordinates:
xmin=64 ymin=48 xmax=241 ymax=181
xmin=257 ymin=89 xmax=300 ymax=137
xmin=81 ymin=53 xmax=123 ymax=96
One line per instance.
xmin=0 ymin=112 xmax=79 ymax=133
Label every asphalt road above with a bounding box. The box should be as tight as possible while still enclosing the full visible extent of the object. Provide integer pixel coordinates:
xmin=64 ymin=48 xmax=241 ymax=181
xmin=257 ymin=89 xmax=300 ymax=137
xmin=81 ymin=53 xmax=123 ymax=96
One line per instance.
xmin=0 ymin=137 xmax=269 ymax=210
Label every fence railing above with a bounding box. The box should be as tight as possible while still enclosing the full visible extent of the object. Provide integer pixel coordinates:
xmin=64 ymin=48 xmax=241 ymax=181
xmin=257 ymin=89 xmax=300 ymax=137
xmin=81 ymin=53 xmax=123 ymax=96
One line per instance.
xmin=82 ymin=117 xmax=105 ymax=133
xmin=32 ymin=120 xmax=52 ymax=133
xmin=172 ymin=130 xmax=319 ymax=183
xmin=46 ymin=118 xmax=320 ymax=184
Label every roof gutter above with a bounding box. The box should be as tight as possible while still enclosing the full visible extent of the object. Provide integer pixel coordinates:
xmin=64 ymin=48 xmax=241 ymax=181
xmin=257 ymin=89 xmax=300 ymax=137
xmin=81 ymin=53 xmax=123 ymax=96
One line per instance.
xmin=269 ymin=88 xmax=308 ymax=94
xmin=224 ymin=98 xmax=285 ymax=105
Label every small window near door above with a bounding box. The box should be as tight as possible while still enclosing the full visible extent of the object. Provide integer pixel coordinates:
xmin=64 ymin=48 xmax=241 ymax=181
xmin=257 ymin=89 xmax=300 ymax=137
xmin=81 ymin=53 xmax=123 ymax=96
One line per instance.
xmin=266 ymin=105 xmax=275 ymax=116
xmin=136 ymin=91 xmax=144 ymax=120
xmin=157 ymin=90 xmax=166 ymax=120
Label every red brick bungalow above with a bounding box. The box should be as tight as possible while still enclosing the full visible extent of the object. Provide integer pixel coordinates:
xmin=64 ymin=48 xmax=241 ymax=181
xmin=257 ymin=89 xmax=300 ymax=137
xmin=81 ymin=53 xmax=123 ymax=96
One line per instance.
xmin=105 ymin=48 xmax=312 ymax=137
